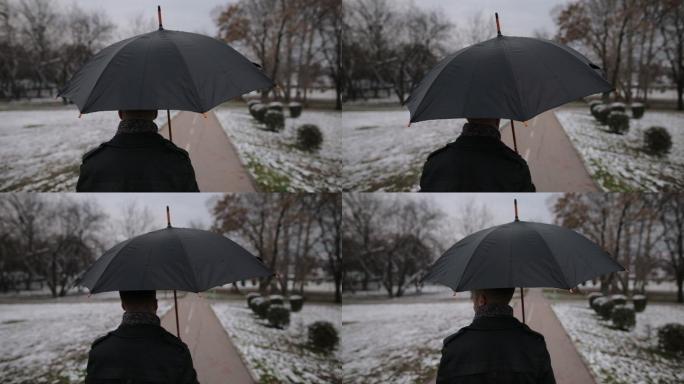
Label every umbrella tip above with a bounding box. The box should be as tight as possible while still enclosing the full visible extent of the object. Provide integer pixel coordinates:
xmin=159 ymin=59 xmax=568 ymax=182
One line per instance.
xmin=157 ymin=5 xmax=163 ymax=30
xmin=495 ymin=12 xmax=502 ymax=36
xmin=166 ymin=205 xmax=171 ymax=227
xmin=514 ymin=199 xmax=519 ymax=221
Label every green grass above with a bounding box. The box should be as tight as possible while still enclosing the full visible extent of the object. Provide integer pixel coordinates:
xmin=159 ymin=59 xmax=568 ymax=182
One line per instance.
xmin=246 ymin=157 xmax=291 ymax=192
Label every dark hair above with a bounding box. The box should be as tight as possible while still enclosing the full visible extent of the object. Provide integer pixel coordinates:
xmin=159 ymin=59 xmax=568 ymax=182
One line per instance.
xmin=119 ymin=110 xmax=158 ymax=120
xmin=473 ymin=288 xmax=515 ymax=304
xmin=119 ymin=290 xmax=156 ymax=305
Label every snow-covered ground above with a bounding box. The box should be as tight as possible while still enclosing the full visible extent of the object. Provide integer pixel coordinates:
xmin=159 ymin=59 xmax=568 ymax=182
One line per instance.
xmin=0 ymin=300 xmax=171 ymax=383
xmin=555 ymin=107 xmax=684 ymax=191
xmin=341 ymin=301 xmax=472 ymax=383
xmin=552 ymin=301 xmax=684 ymax=383
xmin=212 ymin=301 xmax=342 ymax=384
xmin=215 ymin=106 xmax=341 ymax=192
xmin=0 ymin=107 xmax=168 ymax=192
xmin=341 ymin=109 xmax=464 ymax=191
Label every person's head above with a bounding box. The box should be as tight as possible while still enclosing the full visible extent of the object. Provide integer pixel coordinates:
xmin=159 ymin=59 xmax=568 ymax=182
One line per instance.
xmin=119 ymin=290 xmax=157 ymax=313
xmin=466 ymin=118 xmax=500 ymax=128
xmin=118 ymin=110 xmax=158 ymax=121
xmin=470 ymin=288 xmax=515 ymax=312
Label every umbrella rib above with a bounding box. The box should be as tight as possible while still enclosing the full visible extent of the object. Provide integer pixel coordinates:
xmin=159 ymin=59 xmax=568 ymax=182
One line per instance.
xmin=167 ymin=37 xmax=206 ymax=112
xmin=90 ymin=238 xmax=135 ymax=293
xmin=171 ymin=229 xmax=201 ymax=292
xmin=453 ymin=227 xmax=497 ymax=291
xmin=411 ymin=51 xmax=462 ymax=122
xmin=80 ymin=36 xmax=144 ymax=113
xmin=499 ymin=38 xmax=526 ymax=121
xmin=528 ymin=224 xmax=572 ymax=289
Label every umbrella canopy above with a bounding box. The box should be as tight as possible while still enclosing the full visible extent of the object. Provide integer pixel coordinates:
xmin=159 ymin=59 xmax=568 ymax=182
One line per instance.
xmin=59 ymin=28 xmax=274 ymax=114
xmin=79 ymin=226 xmax=272 ymax=293
xmin=422 ymin=220 xmax=624 ymax=291
xmin=405 ymin=35 xmax=612 ymax=124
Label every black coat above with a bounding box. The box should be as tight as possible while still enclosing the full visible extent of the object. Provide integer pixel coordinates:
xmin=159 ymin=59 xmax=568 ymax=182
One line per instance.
xmin=419 ymin=136 xmax=535 ymax=192
xmin=437 ymin=316 xmax=555 ymax=384
xmin=86 ymin=324 xmax=198 ymax=384
xmin=76 ymin=133 xmax=199 ymax=192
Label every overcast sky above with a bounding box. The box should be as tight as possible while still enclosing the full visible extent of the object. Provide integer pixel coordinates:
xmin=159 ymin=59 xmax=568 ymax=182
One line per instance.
xmin=398 ymin=0 xmax=569 ymax=38
xmin=60 ymin=0 xmax=230 ymax=37
xmin=75 ymin=193 xmax=220 ymax=229
xmin=62 ymin=0 xmax=569 ymax=40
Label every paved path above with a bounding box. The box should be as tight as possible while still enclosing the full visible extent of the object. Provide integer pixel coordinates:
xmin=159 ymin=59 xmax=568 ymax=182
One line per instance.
xmin=500 ymin=110 xmax=599 ymax=192
xmin=159 ymin=111 xmax=255 ymax=192
xmin=512 ymin=288 xmax=596 ymax=384
xmin=160 ymin=293 xmax=254 ymax=384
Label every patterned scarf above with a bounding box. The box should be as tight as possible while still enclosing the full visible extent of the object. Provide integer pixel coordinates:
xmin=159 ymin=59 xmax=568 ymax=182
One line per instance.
xmin=116 ymin=119 xmax=158 ymax=135
xmin=460 ymin=123 xmax=502 ymax=140
xmin=474 ymin=303 xmax=514 ymax=320
xmin=121 ymin=312 xmax=161 ymax=326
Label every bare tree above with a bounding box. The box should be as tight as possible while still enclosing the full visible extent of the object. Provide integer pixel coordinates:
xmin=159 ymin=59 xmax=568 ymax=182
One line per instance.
xmin=116 ymin=200 xmax=155 ymax=239
xmin=660 ymin=193 xmax=684 ymax=302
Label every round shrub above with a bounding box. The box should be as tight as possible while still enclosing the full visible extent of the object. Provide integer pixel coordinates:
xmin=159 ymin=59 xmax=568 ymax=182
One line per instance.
xmin=296 ymin=124 xmax=323 ymax=152
xmin=250 ymin=103 xmax=267 ymax=123
xmin=289 ymin=295 xmax=304 ymax=312
xmin=308 ymin=321 xmax=339 ymax=353
xmin=611 ymin=294 xmax=627 ymax=306
xmin=266 ymin=304 xmax=290 ymax=329
xmin=252 ymin=297 xmax=271 ymax=318
xmin=264 ymin=110 xmax=285 ymax=132
xmin=269 ymin=294 xmax=285 ymax=305
xmin=611 ymin=304 xmax=636 ymax=331
xmin=289 ymin=102 xmax=303 ymax=118
xmin=246 ymin=99 xmax=261 ymax=108
xmin=246 ymin=292 xmax=260 ymax=308
xmin=588 ymin=100 xmax=602 ymax=111
xmin=632 ymin=294 xmax=647 ymax=313
xmin=610 ymin=102 xmax=626 ymax=112
xmin=594 ymin=105 xmax=610 ymax=124
xmin=607 ymin=111 xmax=629 ymax=134
xmin=631 ymin=102 xmax=645 ymax=119
xmin=593 ymin=297 xmax=615 ymax=319
xmin=658 ymin=323 xmax=684 ymax=355
xmin=267 ymin=102 xmax=283 ymax=112
xmin=644 ymin=126 xmax=672 ymax=156
xmin=587 ymin=293 xmax=602 ymax=309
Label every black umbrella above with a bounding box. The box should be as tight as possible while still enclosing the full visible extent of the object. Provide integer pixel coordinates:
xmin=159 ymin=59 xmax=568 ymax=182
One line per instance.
xmin=79 ymin=206 xmax=272 ymax=336
xmin=405 ymin=13 xmax=612 ymax=152
xmin=59 ymin=7 xmax=274 ymax=141
xmin=422 ymin=199 xmax=624 ymax=323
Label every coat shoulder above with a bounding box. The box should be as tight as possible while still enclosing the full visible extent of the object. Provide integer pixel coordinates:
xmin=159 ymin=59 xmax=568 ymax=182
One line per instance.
xmin=426 ymin=144 xmax=451 ymax=162
xmin=90 ymin=332 xmax=112 ymax=349
xmin=82 ymin=144 xmax=106 ymax=161
xmin=162 ymin=139 xmax=190 ymax=158
xmin=521 ymin=323 xmax=546 ymax=342
xmin=442 ymin=328 xmax=467 ymax=347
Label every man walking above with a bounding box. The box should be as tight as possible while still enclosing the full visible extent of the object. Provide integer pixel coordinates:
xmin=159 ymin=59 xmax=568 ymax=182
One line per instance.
xmin=437 ymin=288 xmax=555 ymax=383
xmin=76 ymin=110 xmax=199 ymax=192
xmin=419 ymin=118 xmax=535 ymax=192
xmin=85 ymin=290 xmax=198 ymax=384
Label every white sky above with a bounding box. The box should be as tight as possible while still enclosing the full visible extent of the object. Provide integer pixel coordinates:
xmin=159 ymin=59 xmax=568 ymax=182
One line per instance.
xmin=72 ymin=193 xmax=220 ymax=229
xmin=58 ymin=0 xmax=231 ymax=36
xmin=398 ymin=0 xmax=570 ymax=38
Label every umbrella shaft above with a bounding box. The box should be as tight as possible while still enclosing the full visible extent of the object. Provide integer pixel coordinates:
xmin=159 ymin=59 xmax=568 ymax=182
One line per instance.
xmin=174 ymin=290 xmax=181 ymax=339
xmin=520 ymin=287 xmax=525 ymax=324
xmin=510 ymin=120 xmax=518 ymax=153
xmin=167 ymin=110 xmax=173 ymax=142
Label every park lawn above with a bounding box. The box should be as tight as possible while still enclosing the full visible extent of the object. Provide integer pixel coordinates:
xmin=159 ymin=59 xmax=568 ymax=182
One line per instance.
xmin=340 ymin=109 xmax=464 ymax=191
xmin=555 ymin=107 xmax=684 ymax=191
xmin=551 ymin=301 xmax=684 ymax=383
xmin=0 ymin=300 xmax=171 ymax=384
xmin=215 ymin=106 xmax=342 ymax=192
xmin=341 ymin=300 xmax=471 ymax=384
xmin=0 ymin=107 xmax=168 ymax=192
xmin=211 ymin=301 xmax=342 ymax=384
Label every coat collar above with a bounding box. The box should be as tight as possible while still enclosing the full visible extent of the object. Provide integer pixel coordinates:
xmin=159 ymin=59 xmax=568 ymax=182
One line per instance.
xmin=105 ymin=132 xmax=166 ymax=148
xmin=465 ymin=315 xmax=523 ymax=331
